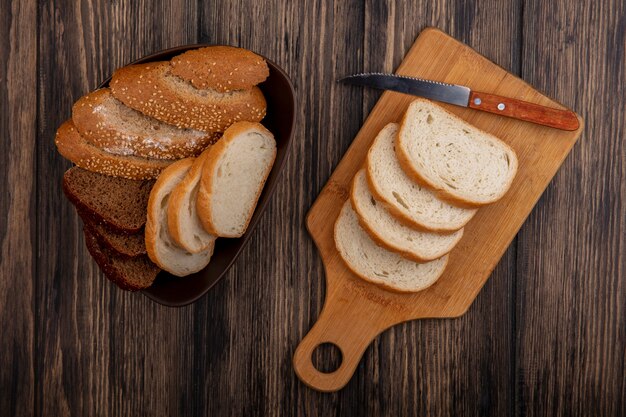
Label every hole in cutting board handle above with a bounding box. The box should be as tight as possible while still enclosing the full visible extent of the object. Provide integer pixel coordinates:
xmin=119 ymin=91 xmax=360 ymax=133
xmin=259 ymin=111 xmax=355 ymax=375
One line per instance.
xmin=311 ymin=342 xmax=343 ymax=374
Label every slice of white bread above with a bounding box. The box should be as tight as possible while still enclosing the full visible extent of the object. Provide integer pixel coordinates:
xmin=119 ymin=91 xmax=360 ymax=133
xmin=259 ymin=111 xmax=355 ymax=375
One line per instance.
xmin=197 ymin=121 xmax=276 ymax=238
xmin=397 ymin=98 xmax=518 ymax=206
xmin=110 ymin=62 xmax=266 ymax=133
xmin=167 ymin=149 xmax=216 ymax=253
xmin=72 ymin=88 xmax=218 ymax=160
xmin=366 ymin=123 xmax=476 ymax=232
xmin=334 ymin=202 xmax=448 ymax=293
xmin=55 ymin=120 xmax=174 ymax=180
xmin=145 ymin=158 xmax=215 ymax=276
xmin=351 ymin=169 xmax=463 ymax=262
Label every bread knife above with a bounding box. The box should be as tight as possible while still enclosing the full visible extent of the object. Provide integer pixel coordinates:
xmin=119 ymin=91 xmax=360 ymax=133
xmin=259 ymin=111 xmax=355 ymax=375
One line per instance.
xmin=339 ymin=73 xmax=579 ymax=131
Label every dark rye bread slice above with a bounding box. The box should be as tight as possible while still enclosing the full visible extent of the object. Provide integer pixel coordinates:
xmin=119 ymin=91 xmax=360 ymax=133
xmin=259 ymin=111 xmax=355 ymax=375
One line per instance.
xmin=83 ymin=226 xmax=159 ymax=291
xmin=72 ymin=88 xmax=219 ymax=160
xmin=170 ymin=46 xmax=269 ymax=92
xmin=82 ymin=218 xmax=147 ymax=258
xmin=63 ymin=167 xmax=154 ymax=234
xmin=110 ymin=62 xmax=266 ymax=133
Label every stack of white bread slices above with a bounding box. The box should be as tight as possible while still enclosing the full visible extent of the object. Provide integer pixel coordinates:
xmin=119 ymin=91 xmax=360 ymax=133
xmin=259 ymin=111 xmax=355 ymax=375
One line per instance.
xmin=335 ymin=98 xmax=518 ymax=293
xmin=146 ymin=121 xmax=276 ymax=277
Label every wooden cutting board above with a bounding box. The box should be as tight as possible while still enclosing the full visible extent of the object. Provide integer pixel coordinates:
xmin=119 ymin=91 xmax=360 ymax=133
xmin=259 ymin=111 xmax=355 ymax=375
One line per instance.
xmin=292 ymin=27 xmax=584 ymax=392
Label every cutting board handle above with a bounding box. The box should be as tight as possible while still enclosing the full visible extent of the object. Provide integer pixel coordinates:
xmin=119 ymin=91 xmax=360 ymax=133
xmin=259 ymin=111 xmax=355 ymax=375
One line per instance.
xmin=293 ymin=281 xmax=389 ymax=392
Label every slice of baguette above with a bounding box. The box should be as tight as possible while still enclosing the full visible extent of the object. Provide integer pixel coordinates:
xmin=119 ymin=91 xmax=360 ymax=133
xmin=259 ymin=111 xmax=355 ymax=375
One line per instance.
xmin=55 ymin=120 xmax=174 ymax=180
xmin=84 ymin=226 xmax=159 ymax=291
xmin=63 ymin=167 xmax=154 ymax=234
xmin=351 ymin=169 xmax=463 ymax=262
xmin=334 ymin=202 xmax=448 ymax=293
xmin=167 ymin=148 xmax=216 ymax=253
xmin=397 ymin=98 xmax=518 ymax=206
xmin=72 ymin=88 xmax=218 ymax=160
xmin=366 ymin=123 xmax=476 ymax=232
xmin=197 ymin=121 xmax=276 ymax=238
xmin=145 ymin=158 xmax=215 ymax=277
xmin=110 ymin=62 xmax=266 ymax=133
xmin=170 ymin=46 xmax=269 ymax=92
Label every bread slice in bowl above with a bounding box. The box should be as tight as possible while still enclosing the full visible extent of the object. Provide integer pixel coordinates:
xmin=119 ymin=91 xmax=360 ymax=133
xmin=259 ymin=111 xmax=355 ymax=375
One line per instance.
xmin=72 ymin=88 xmax=218 ymax=160
xmin=167 ymin=149 xmax=216 ymax=253
xmin=55 ymin=120 xmax=173 ymax=180
xmin=110 ymin=62 xmax=266 ymax=133
xmin=145 ymin=158 xmax=215 ymax=277
xmin=170 ymin=46 xmax=269 ymax=92
xmin=197 ymin=121 xmax=276 ymax=238
xmin=62 ymin=167 xmax=154 ymax=234
xmin=84 ymin=226 xmax=159 ymax=291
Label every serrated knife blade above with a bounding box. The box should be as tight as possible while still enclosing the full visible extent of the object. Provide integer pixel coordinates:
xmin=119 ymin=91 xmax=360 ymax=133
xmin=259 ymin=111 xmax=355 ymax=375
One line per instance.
xmin=339 ymin=73 xmax=579 ymax=131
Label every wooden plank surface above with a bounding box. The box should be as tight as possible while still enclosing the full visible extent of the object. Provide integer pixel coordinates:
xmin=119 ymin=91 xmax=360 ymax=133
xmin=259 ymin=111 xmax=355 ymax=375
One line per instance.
xmin=516 ymin=0 xmax=626 ymax=415
xmin=0 ymin=0 xmax=623 ymax=415
xmin=35 ymin=2 xmax=200 ymax=416
xmin=0 ymin=1 xmax=37 ymax=416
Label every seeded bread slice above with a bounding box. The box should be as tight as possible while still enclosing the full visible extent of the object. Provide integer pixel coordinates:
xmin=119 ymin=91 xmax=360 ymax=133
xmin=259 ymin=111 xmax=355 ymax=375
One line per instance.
xmin=145 ymin=159 xmax=215 ymax=277
xmin=397 ymin=98 xmax=518 ymax=206
xmin=351 ymin=169 xmax=463 ymax=262
xmin=168 ymin=148 xmax=216 ymax=253
xmin=72 ymin=88 xmax=218 ymax=160
xmin=170 ymin=46 xmax=269 ymax=92
xmin=84 ymin=226 xmax=159 ymax=291
xmin=82 ymin=218 xmax=147 ymax=258
xmin=55 ymin=120 xmax=174 ymax=180
xmin=334 ymin=202 xmax=448 ymax=293
xmin=110 ymin=62 xmax=266 ymax=133
xmin=197 ymin=121 xmax=276 ymax=238
xmin=63 ymin=167 xmax=154 ymax=234
xmin=366 ymin=123 xmax=476 ymax=232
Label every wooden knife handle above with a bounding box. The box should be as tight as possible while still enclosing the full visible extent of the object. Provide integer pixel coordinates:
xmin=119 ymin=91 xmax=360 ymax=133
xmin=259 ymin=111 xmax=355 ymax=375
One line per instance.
xmin=468 ymin=91 xmax=580 ymax=131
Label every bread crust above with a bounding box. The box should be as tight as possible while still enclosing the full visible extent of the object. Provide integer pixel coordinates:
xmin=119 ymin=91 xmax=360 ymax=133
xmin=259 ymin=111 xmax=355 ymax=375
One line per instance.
xmin=145 ymin=158 xmax=195 ymax=271
xmin=170 ymin=46 xmax=269 ymax=92
xmin=397 ymin=98 xmax=519 ymax=207
xmin=110 ymin=62 xmax=267 ymax=133
xmin=84 ymin=226 xmax=159 ymax=291
xmin=349 ymin=172 xmax=463 ymax=262
xmin=55 ymin=120 xmax=173 ymax=180
xmin=197 ymin=121 xmax=276 ymax=238
xmin=333 ymin=203 xmax=449 ymax=293
xmin=167 ymin=149 xmax=215 ymax=252
xmin=72 ymin=88 xmax=219 ymax=160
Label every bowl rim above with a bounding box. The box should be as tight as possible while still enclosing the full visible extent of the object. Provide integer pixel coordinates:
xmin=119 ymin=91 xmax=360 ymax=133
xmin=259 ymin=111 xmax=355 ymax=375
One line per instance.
xmin=97 ymin=44 xmax=296 ymax=307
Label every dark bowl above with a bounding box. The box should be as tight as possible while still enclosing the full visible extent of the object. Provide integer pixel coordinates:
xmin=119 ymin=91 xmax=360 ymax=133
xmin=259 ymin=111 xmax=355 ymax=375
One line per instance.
xmin=99 ymin=45 xmax=296 ymax=307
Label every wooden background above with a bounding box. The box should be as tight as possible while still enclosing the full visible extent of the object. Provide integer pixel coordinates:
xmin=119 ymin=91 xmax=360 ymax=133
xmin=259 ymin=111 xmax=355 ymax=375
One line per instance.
xmin=0 ymin=0 xmax=624 ymax=415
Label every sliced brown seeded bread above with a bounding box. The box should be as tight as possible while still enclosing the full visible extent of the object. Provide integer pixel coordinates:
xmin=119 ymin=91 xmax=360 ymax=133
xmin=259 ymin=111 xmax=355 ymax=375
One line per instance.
xmin=72 ymin=88 xmax=219 ymax=160
xmin=55 ymin=120 xmax=174 ymax=180
xmin=110 ymin=62 xmax=266 ymax=133
xmin=82 ymin=218 xmax=147 ymax=258
xmin=170 ymin=46 xmax=269 ymax=92
xmin=83 ymin=226 xmax=159 ymax=291
xmin=63 ymin=167 xmax=154 ymax=234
